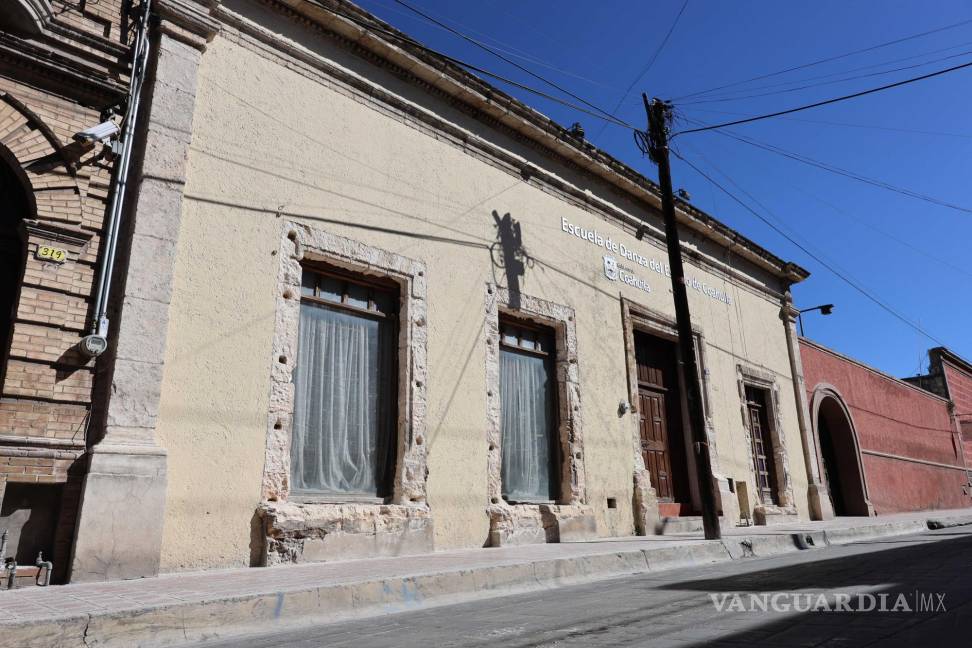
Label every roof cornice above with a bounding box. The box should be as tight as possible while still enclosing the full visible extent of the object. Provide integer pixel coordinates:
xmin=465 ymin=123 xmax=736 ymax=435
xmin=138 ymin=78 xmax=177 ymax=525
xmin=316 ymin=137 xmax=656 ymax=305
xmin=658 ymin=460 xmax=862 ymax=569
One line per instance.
xmin=267 ymin=0 xmax=809 ymax=284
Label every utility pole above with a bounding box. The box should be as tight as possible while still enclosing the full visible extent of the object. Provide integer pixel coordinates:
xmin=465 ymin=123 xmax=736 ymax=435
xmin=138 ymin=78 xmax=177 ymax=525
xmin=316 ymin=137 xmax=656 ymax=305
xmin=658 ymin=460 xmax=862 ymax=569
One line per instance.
xmin=643 ymin=94 xmax=721 ymax=540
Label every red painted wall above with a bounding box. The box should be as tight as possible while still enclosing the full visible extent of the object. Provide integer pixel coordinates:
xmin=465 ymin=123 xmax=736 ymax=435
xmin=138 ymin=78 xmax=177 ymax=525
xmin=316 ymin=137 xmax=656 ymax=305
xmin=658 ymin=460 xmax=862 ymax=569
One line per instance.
xmin=943 ymin=361 xmax=972 ymax=467
xmin=801 ymin=340 xmax=972 ymax=514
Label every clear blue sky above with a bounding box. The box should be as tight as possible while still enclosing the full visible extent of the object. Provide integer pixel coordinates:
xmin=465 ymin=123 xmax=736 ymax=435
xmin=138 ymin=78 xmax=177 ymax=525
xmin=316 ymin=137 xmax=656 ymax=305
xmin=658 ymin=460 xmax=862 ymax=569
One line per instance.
xmin=354 ymin=0 xmax=972 ymax=378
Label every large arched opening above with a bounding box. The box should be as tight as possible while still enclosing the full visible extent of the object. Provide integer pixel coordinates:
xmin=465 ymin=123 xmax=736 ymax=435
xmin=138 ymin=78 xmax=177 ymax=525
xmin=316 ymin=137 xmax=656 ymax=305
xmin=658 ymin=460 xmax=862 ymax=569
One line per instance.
xmin=812 ymin=388 xmax=871 ymax=516
xmin=0 ymin=144 xmax=32 ymax=383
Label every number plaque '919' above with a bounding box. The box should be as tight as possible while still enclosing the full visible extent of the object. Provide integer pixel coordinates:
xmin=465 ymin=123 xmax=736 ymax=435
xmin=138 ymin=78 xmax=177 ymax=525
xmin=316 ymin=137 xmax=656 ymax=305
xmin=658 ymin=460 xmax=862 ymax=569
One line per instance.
xmin=36 ymin=245 xmax=67 ymax=263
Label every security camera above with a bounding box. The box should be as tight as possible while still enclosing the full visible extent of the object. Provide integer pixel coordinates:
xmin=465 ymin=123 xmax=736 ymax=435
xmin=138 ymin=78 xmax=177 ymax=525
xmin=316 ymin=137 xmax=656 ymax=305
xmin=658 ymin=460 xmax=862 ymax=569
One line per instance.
xmin=73 ymin=121 xmax=120 ymax=144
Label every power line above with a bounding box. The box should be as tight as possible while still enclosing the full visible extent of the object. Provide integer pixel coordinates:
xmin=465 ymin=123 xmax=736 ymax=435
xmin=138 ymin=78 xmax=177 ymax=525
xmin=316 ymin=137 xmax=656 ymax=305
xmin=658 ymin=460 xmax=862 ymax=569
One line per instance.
xmin=789 ymin=184 xmax=972 ymax=280
xmin=391 ymin=0 xmax=620 ymax=123
xmin=684 ymin=120 xmax=972 ymax=214
xmin=673 ymin=17 xmax=972 ymax=101
xmin=678 ymin=38 xmax=972 ymax=103
xmin=322 ymin=3 xmax=639 ymax=130
xmin=671 ymin=149 xmax=948 ymax=346
xmin=674 ymin=57 xmax=972 ymax=136
xmin=680 ymin=107 xmax=972 ymax=139
xmin=590 ymin=0 xmax=689 ymax=141
xmin=680 ymin=47 xmax=972 ymax=106
xmin=679 ymin=137 xmax=972 ymax=279
xmin=366 ymin=0 xmax=618 ymax=89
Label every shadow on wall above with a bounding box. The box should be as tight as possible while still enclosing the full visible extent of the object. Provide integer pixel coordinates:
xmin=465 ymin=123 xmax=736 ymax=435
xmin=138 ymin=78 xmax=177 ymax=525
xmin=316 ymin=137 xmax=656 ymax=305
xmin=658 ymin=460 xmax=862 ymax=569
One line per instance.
xmin=490 ymin=210 xmax=532 ymax=310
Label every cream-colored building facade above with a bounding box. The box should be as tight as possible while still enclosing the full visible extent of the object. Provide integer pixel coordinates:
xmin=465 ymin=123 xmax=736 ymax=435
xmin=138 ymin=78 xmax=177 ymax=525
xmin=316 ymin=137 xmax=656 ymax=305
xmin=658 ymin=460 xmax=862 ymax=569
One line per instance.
xmin=97 ymin=0 xmax=834 ymax=576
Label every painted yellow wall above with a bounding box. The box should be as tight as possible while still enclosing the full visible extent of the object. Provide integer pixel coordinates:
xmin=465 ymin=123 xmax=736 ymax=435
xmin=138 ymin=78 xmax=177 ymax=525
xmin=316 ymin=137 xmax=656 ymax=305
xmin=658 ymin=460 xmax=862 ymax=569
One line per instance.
xmin=153 ymin=10 xmax=809 ymax=571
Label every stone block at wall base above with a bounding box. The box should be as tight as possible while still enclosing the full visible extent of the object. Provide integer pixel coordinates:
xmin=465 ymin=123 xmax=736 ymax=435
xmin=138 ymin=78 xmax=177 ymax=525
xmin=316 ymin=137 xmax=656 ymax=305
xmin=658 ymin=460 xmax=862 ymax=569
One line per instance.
xmin=807 ymin=483 xmax=836 ymax=521
xmin=69 ymin=445 xmax=167 ymax=583
xmin=487 ymin=503 xmax=597 ymax=547
xmin=259 ymin=501 xmax=433 ymax=565
xmin=714 ymin=474 xmax=740 ymax=526
xmin=753 ymin=504 xmax=800 ymax=527
xmin=632 ymin=470 xmax=659 ymax=536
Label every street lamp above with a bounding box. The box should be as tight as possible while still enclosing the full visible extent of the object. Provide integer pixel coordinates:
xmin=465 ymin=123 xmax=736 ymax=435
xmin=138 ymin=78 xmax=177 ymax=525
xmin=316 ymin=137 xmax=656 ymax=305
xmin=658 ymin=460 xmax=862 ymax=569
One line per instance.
xmin=798 ymin=304 xmax=834 ymax=337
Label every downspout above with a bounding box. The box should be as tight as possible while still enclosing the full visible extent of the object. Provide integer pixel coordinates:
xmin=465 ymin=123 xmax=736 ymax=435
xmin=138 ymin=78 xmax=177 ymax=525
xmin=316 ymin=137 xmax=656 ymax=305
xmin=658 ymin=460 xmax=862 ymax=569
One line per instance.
xmin=80 ymin=0 xmax=153 ymax=357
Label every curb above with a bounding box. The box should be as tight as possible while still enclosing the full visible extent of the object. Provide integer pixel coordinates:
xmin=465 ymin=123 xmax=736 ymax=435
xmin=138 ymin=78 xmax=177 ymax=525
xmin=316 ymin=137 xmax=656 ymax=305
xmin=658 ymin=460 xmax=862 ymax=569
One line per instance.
xmin=2 ymin=513 xmax=971 ymax=647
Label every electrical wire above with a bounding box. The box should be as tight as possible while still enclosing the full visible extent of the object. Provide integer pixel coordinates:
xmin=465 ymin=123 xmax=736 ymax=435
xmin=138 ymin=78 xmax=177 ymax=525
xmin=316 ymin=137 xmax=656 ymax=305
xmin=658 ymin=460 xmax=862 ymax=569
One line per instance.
xmin=682 ymin=119 xmax=972 ymax=215
xmin=321 ymin=3 xmax=640 ymax=130
xmin=590 ymin=0 xmax=689 ymax=141
xmin=680 ymin=47 xmax=972 ymax=106
xmin=391 ymin=0 xmax=620 ymax=124
xmin=674 ymin=57 xmax=972 ymax=136
xmin=673 ymin=17 xmax=972 ymax=101
xmin=680 ymin=107 xmax=972 ymax=139
xmin=365 ymin=0 xmax=618 ymax=90
xmin=671 ymin=150 xmax=949 ymax=346
xmin=677 ymin=38 xmax=972 ymax=103
xmin=678 ymin=136 xmax=972 ymax=280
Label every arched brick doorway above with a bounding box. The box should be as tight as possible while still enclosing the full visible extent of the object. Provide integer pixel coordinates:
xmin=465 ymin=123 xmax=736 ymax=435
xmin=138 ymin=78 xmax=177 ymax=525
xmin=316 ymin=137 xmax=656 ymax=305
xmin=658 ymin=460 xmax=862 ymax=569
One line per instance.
xmin=811 ymin=387 xmax=872 ymax=516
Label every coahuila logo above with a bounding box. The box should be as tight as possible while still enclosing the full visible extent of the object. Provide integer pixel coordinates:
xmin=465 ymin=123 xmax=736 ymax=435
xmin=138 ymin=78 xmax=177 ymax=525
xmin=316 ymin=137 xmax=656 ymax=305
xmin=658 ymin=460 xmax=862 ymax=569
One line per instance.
xmin=562 ymin=216 xmax=732 ymax=305
xmin=603 ymin=255 xmax=618 ymax=280
xmin=603 ymin=255 xmax=650 ymax=294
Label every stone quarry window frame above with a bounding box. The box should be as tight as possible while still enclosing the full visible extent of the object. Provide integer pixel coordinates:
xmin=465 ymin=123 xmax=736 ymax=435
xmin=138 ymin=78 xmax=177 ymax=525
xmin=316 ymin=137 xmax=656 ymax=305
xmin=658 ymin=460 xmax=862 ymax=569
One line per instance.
xmin=498 ymin=315 xmax=561 ymax=505
xmin=290 ymin=264 xmax=400 ymax=499
xmin=736 ymin=364 xmax=795 ymax=512
xmin=263 ymin=222 xmax=430 ymax=509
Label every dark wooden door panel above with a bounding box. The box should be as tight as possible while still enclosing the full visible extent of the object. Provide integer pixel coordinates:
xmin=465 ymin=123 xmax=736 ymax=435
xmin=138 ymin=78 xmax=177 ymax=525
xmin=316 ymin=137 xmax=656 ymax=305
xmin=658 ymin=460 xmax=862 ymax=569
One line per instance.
xmin=639 ymin=388 xmax=673 ymax=501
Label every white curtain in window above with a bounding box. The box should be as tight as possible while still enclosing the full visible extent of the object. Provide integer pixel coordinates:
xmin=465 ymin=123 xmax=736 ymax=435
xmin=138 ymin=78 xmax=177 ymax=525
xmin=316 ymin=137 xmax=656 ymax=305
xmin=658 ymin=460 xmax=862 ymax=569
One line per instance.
xmin=500 ymin=349 xmax=554 ymax=501
xmin=291 ymin=302 xmax=385 ymax=494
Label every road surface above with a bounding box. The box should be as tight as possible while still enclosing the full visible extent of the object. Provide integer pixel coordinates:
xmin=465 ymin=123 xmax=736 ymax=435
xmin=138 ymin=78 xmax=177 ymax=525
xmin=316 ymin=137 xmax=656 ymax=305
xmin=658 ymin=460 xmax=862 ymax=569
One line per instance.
xmin=190 ymin=525 xmax=972 ymax=647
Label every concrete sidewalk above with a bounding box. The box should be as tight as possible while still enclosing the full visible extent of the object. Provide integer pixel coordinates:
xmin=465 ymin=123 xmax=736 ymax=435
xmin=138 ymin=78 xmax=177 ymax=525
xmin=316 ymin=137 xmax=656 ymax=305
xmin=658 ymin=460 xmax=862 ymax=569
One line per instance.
xmin=2 ymin=508 xmax=972 ymax=648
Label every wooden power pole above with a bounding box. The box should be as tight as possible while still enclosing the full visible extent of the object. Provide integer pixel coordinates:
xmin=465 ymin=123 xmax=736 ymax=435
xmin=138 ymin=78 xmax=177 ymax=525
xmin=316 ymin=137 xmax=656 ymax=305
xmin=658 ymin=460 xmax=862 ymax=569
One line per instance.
xmin=643 ymin=94 xmax=721 ymax=540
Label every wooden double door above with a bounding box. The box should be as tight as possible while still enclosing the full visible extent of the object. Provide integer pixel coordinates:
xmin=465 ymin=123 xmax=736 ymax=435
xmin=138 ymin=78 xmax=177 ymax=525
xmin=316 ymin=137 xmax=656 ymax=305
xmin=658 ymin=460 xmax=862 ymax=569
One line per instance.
xmin=635 ymin=332 xmax=691 ymax=508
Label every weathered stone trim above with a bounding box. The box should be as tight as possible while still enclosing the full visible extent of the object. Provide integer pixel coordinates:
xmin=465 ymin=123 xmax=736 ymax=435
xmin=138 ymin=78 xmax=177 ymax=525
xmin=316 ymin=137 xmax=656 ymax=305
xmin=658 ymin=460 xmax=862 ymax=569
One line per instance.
xmin=259 ymin=220 xmax=431 ymax=563
xmin=736 ymin=363 xmax=798 ymax=521
xmin=483 ymin=285 xmax=594 ymax=546
xmin=154 ymin=0 xmax=221 ymax=51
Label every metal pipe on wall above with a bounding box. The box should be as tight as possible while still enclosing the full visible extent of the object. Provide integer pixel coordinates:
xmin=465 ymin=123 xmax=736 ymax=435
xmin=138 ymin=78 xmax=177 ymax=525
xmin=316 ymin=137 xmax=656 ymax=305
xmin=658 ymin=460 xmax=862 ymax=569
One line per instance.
xmin=83 ymin=0 xmax=153 ymax=353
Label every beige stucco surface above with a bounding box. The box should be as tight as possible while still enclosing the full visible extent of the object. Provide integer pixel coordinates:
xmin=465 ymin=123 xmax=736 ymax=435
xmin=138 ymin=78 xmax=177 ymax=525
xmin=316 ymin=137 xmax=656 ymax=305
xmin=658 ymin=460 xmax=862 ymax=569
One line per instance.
xmin=153 ymin=6 xmax=809 ymax=571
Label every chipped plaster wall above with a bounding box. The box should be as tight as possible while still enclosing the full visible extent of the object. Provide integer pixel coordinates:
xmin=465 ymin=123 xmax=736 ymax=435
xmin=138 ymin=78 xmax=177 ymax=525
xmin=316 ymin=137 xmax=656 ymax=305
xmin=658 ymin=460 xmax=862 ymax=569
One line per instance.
xmin=152 ymin=6 xmax=808 ymax=571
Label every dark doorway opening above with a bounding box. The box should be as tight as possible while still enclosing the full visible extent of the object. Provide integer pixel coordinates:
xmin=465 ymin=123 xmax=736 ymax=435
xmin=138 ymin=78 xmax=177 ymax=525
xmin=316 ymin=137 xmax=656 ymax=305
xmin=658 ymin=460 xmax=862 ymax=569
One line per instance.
xmin=0 ymin=483 xmax=63 ymax=566
xmin=635 ymin=331 xmax=692 ymax=514
xmin=817 ymin=396 xmax=869 ymax=516
xmin=0 ymin=148 xmax=30 ymax=383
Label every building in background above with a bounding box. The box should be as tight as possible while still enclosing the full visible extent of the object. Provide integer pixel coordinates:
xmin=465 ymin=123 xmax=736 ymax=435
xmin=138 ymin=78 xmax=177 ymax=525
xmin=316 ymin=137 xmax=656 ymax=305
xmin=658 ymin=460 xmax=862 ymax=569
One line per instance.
xmin=801 ymin=339 xmax=972 ymax=516
xmin=905 ymin=347 xmax=972 ymax=476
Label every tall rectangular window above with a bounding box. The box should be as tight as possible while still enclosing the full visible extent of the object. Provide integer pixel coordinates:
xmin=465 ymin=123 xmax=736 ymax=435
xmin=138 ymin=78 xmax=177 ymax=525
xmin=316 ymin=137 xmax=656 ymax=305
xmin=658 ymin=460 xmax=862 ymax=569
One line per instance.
xmin=291 ymin=267 xmax=398 ymax=497
xmin=499 ymin=318 xmax=559 ymax=502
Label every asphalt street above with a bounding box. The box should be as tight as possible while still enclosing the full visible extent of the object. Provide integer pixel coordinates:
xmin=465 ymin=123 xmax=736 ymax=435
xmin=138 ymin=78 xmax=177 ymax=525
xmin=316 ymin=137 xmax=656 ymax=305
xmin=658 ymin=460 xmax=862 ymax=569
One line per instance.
xmin=191 ymin=525 xmax=972 ymax=647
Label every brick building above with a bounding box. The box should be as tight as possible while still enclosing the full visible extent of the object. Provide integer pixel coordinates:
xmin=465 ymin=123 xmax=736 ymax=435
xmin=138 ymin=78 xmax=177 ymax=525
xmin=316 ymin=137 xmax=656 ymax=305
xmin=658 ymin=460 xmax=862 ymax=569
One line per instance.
xmin=906 ymin=347 xmax=972 ymax=470
xmin=801 ymin=339 xmax=972 ymax=516
xmin=0 ymin=0 xmax=131 ymax=583
xmin=0 ymin=0 xmax=218 ymax=584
